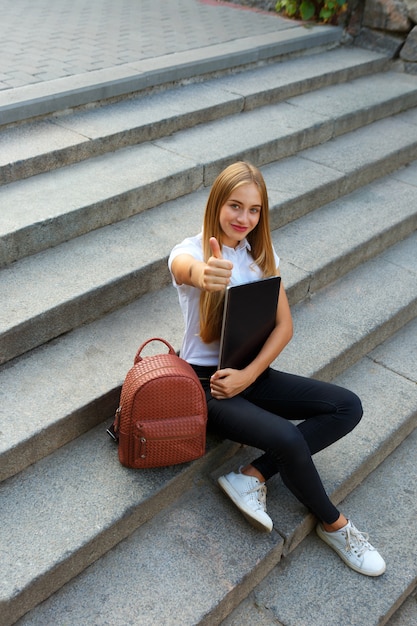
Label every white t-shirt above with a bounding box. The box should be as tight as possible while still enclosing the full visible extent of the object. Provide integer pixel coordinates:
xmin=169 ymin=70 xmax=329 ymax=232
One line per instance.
xmin=168 ymin=232 xmax=280 ymax=366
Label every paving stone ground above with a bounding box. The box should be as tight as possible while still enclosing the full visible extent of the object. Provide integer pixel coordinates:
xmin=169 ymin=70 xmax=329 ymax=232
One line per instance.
xmin=0 ymin=0 xmax=293 ymax=90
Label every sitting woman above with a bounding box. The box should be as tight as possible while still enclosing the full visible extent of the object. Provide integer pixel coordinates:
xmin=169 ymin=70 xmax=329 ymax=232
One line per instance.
xmin=168 ymin=161 xmax=385 ymax=577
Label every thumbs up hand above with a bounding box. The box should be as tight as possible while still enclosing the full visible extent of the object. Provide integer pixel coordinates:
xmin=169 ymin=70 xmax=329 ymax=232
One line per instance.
xmin=202 ymin=237 xmax=233 ymax=292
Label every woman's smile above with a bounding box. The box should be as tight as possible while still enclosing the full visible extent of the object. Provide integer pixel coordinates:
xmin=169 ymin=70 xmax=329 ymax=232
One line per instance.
xmin=231 ymin=224 xmax=248 ymax=233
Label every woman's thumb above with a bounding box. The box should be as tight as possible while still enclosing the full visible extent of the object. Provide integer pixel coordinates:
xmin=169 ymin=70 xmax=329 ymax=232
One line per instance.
xmin=209 ymin=237 xmax=222 ymax=259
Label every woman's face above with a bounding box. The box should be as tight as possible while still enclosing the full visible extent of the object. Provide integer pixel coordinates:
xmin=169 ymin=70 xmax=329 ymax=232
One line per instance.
xmin=219 ymin=182 xmax=262 ymax=248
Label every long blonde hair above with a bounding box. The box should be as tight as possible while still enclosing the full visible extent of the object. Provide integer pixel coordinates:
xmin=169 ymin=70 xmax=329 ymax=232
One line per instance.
xmin=199 ymin=162 xmax=276 ymax=343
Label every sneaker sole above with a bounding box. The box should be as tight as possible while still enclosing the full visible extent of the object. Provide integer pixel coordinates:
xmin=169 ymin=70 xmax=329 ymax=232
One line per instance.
xmin=218 ymin=475 xmax=273 ymax=533
xmin=316 ymin=524 xmax=386 ymax=577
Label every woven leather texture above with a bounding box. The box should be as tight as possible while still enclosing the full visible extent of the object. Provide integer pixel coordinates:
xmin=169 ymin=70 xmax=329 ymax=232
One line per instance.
xmin=117 ymin=339 xmax=207 ymax=468
xmin=133 ymin=415 xmax=206 ymax=468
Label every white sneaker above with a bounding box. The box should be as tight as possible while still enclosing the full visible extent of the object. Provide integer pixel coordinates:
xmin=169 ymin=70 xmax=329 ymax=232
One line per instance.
xmin=218 ymin=470 xmax=273 ymax=532
xmin=316 ymin=519 xmax=386 ymax=576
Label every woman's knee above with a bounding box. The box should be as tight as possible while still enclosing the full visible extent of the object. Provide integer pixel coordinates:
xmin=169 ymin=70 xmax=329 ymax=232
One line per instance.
xmin=268 ymin=428 xmax=311 ymax=466
xmin=345 ymin=389 xmax=363 ymax=426
xmin=336 ymin=387 xmax=363 ymax=435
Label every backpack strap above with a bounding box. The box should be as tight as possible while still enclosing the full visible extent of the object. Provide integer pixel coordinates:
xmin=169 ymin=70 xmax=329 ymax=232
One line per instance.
xmin=134 ymin=337 xmax=176 ymax=364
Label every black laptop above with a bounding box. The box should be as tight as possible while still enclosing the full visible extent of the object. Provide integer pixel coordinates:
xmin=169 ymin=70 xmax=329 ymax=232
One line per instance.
xmin=218 ymin=276 xmax=281 ymax=370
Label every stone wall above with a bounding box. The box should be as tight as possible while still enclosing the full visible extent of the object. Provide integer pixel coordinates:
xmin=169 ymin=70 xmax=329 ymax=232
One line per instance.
xmin=347 ymin=0 xmax=417 ymax=73
xmin=234 ymin=0 xmax=417 ymax=73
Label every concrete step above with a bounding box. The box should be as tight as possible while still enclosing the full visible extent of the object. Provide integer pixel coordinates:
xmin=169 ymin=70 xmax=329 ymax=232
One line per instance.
xmin=1 ymin=123 xmax=417 ymax=368
xmin=386 ymin=589 xmax=417 ymax=626
xmin=7 ymin=317 xmax=417 ymax=626
xmin=0 ymin=47 xmax=389 ymax=185
xmin=0 ymin=24 xmax=343 ymax=127
xmin=222 ymin=418 xmax=417 ymax=626
xmin=275 ymin=230 xmax=417 ymax=383
xmin=2 ymin=103 xmax=417 ymax=272
xmin=2 ymin=65 xmax=417 ymax=269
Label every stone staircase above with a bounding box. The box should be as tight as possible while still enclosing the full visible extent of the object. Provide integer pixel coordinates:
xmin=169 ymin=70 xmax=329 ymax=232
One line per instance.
xmin=1 ymin=35 xmax=417 ymax=626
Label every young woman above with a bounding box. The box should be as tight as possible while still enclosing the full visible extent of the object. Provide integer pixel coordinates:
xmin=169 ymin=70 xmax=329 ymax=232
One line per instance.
xmin=168 ymin=161 xmax=385 ymax=577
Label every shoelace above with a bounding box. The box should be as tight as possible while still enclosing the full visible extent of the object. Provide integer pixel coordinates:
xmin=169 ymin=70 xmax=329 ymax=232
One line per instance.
xmin=344 ymin=525 xmax=372 ymax=557
xmin=244 ymin=482 xmax=267 ymax=512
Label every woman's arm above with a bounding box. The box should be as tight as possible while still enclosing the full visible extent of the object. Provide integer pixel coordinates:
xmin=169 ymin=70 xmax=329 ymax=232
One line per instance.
xmin=210 ymin=270 xmax=293 ymax=399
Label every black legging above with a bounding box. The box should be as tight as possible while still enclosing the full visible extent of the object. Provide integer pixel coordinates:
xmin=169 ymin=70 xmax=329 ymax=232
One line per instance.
xmin=192 ymin=366 xmax=363 ymax=524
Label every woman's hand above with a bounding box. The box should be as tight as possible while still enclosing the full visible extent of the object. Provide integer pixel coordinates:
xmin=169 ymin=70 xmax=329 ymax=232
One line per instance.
xmin=201 ymin=237 xmax=232 ymax=292
xmin=170 ymin=237 xmax=232 ymax=291
xmin=210 ymin=368 xmax=253 ymax=399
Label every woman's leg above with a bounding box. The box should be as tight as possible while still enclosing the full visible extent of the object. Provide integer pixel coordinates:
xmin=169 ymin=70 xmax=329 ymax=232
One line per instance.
xmin=207 ymin=370 xmax=386 ymax=576
xmin=207 ymin=390 xmax=340 ymax=524
xmin=246 ymin=368 xmax=363 ymax=481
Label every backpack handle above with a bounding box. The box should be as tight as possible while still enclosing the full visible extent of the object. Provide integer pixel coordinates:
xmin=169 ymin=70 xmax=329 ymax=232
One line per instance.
xmin=134 ymin=337 xmax=176 ymax=364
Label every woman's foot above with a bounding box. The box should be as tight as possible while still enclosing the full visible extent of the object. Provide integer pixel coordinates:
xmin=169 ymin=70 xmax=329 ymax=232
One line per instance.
xmin=316 ymin=519 xmax=386 ymax=576
xmin=218 ymin=470 xmax=273 ymax=532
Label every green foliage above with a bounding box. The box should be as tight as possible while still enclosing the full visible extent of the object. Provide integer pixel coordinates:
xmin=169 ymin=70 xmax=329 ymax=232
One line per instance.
xmin=275 ymin=0 xmax=346 ymax=23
